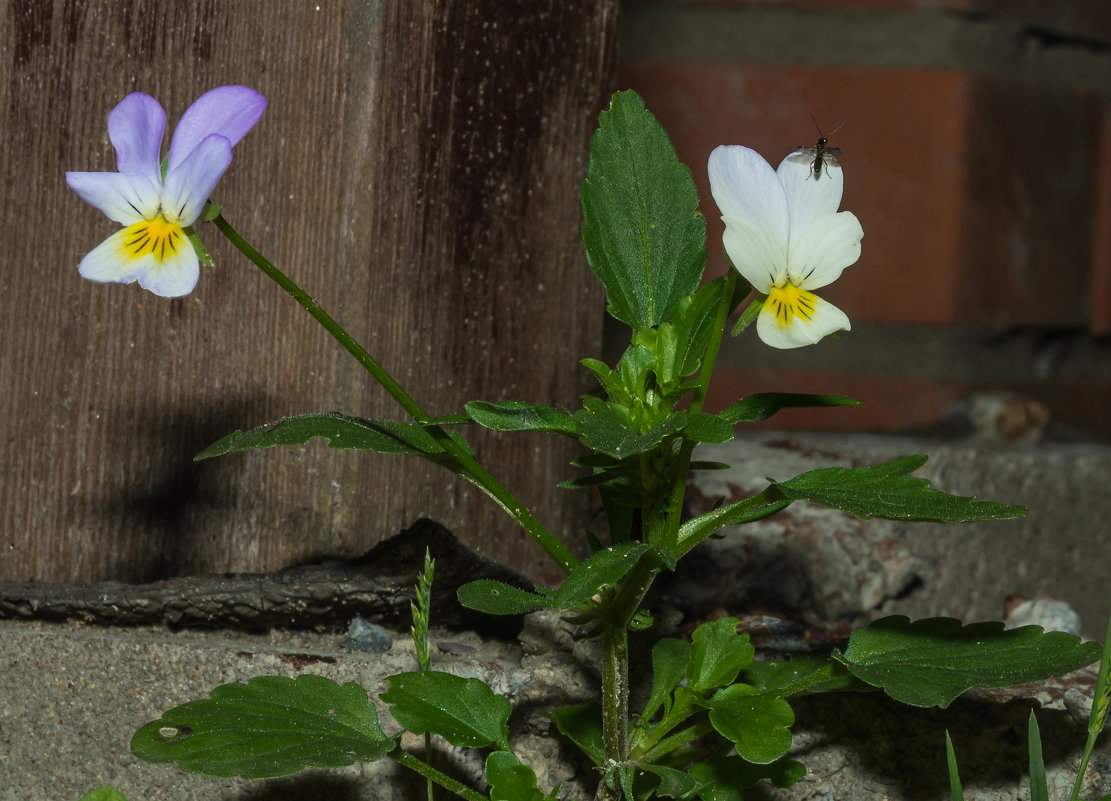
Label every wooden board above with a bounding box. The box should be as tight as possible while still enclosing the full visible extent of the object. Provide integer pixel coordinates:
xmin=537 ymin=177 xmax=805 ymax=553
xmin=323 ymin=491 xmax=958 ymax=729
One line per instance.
xmin=0 ymin=0 xmax=618 ymax=583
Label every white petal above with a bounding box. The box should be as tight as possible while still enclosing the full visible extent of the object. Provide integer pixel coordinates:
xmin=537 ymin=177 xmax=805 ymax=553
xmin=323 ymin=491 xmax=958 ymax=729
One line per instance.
xmin=721 ymin=213 xmax=787 ymax=293
xmin=77 ymin=228 xmax=151 ymax=285
xmin=756 ymin=292 xmax=850 ymax=349
xmin=65 ymin=172 xmax=160 ymax=225
xmin=161 ymin=134 xmax=233 ymax=225
xmin=136 ymin=240 xmax=200 ymax=297
xmin=778 ymin=150 xmax=844 ymax=247
xmin=786 ymin=211 xmax=863 ymax=290
xmin=708 ymin=146 xmax=789 ymax=251
xmin=77 ymin=225 xmax=200 ymax=297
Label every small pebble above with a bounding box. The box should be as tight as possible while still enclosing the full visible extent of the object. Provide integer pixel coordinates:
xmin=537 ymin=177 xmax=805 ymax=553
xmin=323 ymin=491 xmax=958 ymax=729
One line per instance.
xmin=341 ymin=616 xmax=394 ymax=652
xmin=1004 ymin=598 xmax=1081 ymax=636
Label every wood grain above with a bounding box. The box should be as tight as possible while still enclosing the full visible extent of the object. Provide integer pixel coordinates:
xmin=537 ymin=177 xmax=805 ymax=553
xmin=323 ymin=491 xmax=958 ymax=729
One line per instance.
xmin=0 ymin=1 xmax=618 ymax=583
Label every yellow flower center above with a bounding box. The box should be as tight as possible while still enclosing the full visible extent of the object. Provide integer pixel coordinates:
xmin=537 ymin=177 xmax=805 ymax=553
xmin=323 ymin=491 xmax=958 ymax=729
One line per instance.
xmin=119 ymin=217 xmax=184 ymax=263
xmin=766 ymin=283 xmax=818 ymax=329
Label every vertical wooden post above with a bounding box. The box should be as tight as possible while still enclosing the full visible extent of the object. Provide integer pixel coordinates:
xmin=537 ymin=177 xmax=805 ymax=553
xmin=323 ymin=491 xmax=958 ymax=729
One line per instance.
xmin=0 ymin=1 xmax=618 ymax=582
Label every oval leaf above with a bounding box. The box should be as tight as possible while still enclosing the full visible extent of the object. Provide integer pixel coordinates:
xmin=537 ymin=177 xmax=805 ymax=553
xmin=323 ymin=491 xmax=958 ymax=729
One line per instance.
xmin=687 ymin=617 xmax=755 ymax=693
xmin=196 ymin=412 xmax=470 ymax=468
xmin=706 ymin=685 xmax=795 ymax=765
xmin=382 ymin=671 xmax=511 ymax=750
xmin=465 ymin=400 xmax=576 ymax=435
xmin=581 ymin=90 xmax=705 ymax=328
xmin=552 ymin=542 xmax=654 ymax=610
xmin=131 ymin=674 xmax=393 ymax=778
xmin=837 ymin=616 xmax=1103 ymax=708
xmin=457 ymin=579 xmax=554 ymax=615
xmin=486 ymin=751 xmax=547 ymax=801
xmin=774 ymin=455 xmax=1027 ymax=523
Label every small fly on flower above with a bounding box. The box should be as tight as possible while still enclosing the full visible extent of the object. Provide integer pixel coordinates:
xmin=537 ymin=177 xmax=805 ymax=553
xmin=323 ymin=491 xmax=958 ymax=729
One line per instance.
xmin=795 ymin=116 xmax=846 ymax=180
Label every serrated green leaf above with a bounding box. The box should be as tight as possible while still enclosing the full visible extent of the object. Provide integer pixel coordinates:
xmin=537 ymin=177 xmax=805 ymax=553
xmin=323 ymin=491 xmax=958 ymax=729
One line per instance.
xmin=456 ymin=579 xmax=554 ymax=615
xmin=705 ymin=685 xmax=794 ymax=765
xmin=78 ymin=790 xmax=129 ymax=801
xmin=465 ymin=400 xmax=577 ymax=435
xmin=642 ymin=637 xmax=691 ymax=723
xmin=687 ymin=618 xmax=755 ymax=693
xmin=130 ymin=675 xmax=393 ymax=778
xmin=581 ymin=90 xmax=705 ymax=328
xmin=486 ymin=751 xmax=547 ymax=801
xmin=573 ymin=397 xmax=684 ymax=460
xmin=689 ymin=756 xmax=806 ymax=801
xmin=553 ymin=542 xmax=656 ymax=610
xmin=774 ymin=455 xmax=1027 ymax=522
xmin=195 ymin=412 xmax=471 ymax=471
xmin=547 ymin=703 xmax=604 ymax=766
xmin=837 ymin=616 xmax=1103 ymax=708
xmin=382 ymin=671 xmax=511 ymax=750
xmin=718 ymin=392 xmax=864 ymax=424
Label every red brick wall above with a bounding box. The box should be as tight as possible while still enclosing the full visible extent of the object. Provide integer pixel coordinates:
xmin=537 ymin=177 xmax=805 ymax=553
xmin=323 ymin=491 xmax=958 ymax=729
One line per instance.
xmin=619 ymin=0 xmax=1111 ymax=438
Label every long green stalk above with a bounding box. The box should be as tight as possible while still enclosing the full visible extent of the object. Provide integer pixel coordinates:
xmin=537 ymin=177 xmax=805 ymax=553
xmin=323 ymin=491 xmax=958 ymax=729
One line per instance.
xmin=214 ymin=214 xmax=578 ymax=574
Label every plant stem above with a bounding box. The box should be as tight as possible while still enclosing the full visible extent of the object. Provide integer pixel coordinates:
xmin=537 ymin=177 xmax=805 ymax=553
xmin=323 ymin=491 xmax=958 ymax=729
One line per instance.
xmin=662 ymin=270 xmax=738 ymax=549
xmin=390 ymin=746 xmax=489 ymax=801
xmin=213 ymin=214 xmax=578 ymax=574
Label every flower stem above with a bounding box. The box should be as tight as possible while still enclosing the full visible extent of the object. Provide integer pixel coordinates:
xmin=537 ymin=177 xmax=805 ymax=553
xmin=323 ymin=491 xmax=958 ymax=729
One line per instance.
xmin=389 ymin=746 xmax=488 ymax=801
xmin=662 ymin=270 xmax=738 ymax=549
xmin=213 ymin=214 xmax=578 ymax=574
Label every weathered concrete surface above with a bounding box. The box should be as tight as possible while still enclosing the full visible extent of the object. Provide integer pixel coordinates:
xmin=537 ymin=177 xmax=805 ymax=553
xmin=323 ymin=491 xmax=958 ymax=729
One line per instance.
xmin=687 ymin=432 xmax=1111 ymax=641
xmin=3 ymin=431 xmax=1110 ymax=800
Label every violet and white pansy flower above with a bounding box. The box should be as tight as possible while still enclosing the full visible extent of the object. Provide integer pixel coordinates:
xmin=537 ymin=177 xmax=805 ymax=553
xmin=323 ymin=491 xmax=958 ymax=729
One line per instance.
xmin=66 ymin=86 xmax=266 ymax=297
xmin=708 ymin=145 xmax=863 ymax=349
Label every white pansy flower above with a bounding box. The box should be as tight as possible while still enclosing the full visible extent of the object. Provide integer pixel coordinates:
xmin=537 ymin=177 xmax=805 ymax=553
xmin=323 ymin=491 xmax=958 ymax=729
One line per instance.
xmin=708 ymin=145 xmax=863 ymax=349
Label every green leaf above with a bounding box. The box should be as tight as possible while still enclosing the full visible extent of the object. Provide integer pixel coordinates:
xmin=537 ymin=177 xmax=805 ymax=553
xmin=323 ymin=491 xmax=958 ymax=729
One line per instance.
xmin=456 ymin=579 xmax=554 ymax=615
xmin=130 ymin=675 xmax=393 ymax=779
xmin=1028 ymin=712 xmax=1048 ymax=801
xmin=837 ymin=616 xmax=1103 ymax=708
xmin=642 ymin=637 xmax=691 ymax=723
xmin=572 ymin=397 xmax=683 ymax=460
xmin=78 ymin=790 xmax=129 ymax=801
xmin=681 ymin=413 xmax=734 ymax=445
xmin=465 ymin=400 xmax=577 ymax=435
xmin=553 ymin=542 xmax=660 ymax=610
xmin=718 ymin=392 xmax=864 ymax=424
xmin=945 ymin=732 xmax=964 ymax=801
xmin=196 ymin=412 xmax=470 ymax=470
xmin=486 ymin=751 xmax=547 ymax=801
xmin=547 ymin=703 xmax=604 ymax=766
xmin=581 ymin=89 xmax=705 ymax=328
xmin=774 ymin=455 xmax=1027 ymax=522
xmin=382 ymin=671 xmax=511 ymax=750
xmin=705 ymin=685 xmax=795 ymax=765
xmin=689 ymin=756 xmax=806 ymax=801
xmin=687 ymin=618 xmax=755 ymax=693
xmin=741 ymin=654 xmax=863 ymax=697
xmin=635 ymin=764 xmax=700 ymax=798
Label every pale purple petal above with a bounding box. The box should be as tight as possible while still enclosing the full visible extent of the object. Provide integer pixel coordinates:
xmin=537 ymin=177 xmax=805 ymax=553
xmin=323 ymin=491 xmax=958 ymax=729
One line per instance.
xmin=77 ymin=228 xmax=151 ymax=286
xmin=756 ymin=293 xmax=850 ymax=349
xmin=108 ymin=93 xmax=167 ymax=184
xmin=167 ymin=86 xmax=266 ymax=173
xmin=778 ymin=150 xmax=844 ymax=247
xmin=161 ymin=135 xmax=233 ymax=226
xmin=65 ymin=171 xmax=160 ymax=224
xmin=136 ymin=240 xmax=200 ymax=297
xmin=708 ymin=146 xmax=789 ymax=252
xmin=787 ymin=211 xmax=863 ymax=291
